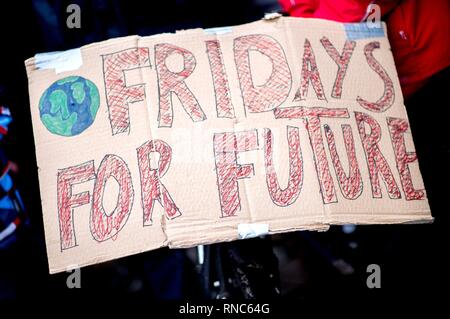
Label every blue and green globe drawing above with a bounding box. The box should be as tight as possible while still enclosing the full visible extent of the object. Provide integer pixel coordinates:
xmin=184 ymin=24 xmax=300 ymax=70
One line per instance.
xmin=39 ymin=76 xmax=100 ymax=136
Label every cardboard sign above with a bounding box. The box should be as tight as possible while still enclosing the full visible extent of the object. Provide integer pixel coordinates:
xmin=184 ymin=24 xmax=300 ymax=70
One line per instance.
xmin=25 ymin=17 xmax=432 ymax=274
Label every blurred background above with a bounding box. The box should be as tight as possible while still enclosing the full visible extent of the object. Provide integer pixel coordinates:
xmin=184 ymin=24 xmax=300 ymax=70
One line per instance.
xmin=0 ymin=0 xmax=448 ymax=303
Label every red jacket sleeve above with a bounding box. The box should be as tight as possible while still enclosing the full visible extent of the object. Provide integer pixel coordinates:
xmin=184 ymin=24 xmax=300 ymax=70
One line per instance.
xmin=279 ymin=0 xmax=400 ymax=22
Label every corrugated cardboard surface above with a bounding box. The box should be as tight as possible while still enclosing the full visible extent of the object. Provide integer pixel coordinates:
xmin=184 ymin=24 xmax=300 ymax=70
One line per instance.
xmin=25 ymin=17 xmax=432 ymax=274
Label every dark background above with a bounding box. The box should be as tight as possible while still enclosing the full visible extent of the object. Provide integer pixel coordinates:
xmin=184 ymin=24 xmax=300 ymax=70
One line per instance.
xmin=0 ymin=0 xmax=448 ymax=306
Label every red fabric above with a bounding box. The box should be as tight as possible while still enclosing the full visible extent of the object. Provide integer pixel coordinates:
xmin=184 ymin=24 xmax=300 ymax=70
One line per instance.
xmin=13 ymin=217 xmax=21 ymax=227
xmin=279 ymin=0 xmax=450 ymax=99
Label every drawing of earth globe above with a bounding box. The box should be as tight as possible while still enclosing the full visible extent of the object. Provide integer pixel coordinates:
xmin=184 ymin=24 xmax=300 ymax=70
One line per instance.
xmin=39 ymin=76 xmax=100 ymax=136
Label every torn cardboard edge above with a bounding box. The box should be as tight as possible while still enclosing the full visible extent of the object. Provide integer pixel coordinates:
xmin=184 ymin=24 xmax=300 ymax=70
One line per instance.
xmin=27 ymin=16 xmax=389 ymax=68
xmin=25 ymin=16 xmax=432 ymax=275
